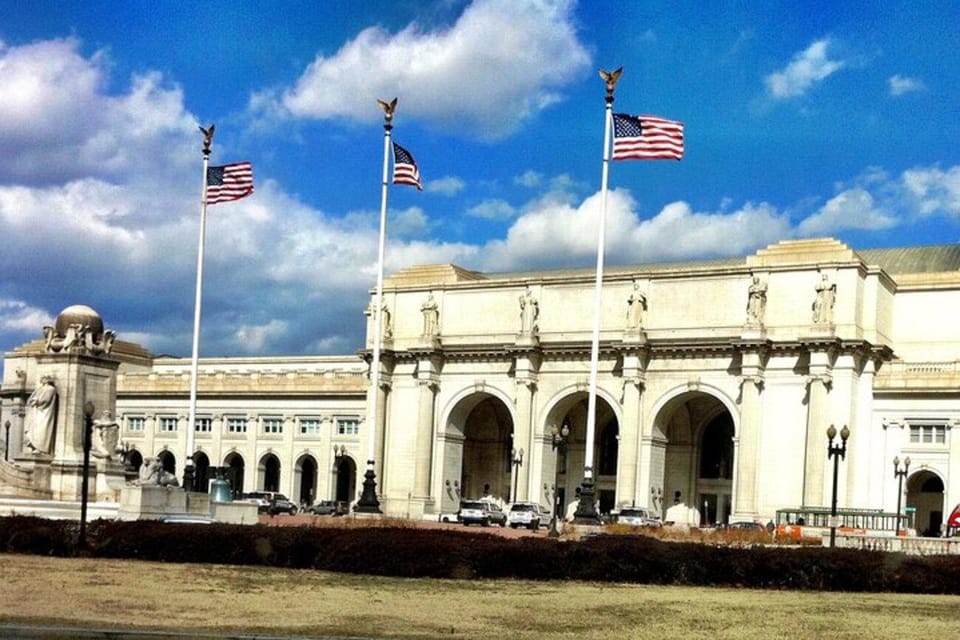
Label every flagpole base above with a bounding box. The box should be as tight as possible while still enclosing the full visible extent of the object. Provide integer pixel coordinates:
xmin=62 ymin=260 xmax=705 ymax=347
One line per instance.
xmin=353 ymin=461 xmax=381 ymax=514
xmin=573 ymin=476 xmax=601 ymax=524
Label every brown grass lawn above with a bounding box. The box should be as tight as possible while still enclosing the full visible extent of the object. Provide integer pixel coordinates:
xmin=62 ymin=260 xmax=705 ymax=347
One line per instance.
xmin=1 ymin=553 xmax=958 ymax=639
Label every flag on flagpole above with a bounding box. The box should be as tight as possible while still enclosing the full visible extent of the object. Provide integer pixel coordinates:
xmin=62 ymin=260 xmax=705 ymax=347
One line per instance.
xmin=392 ymin=142 xmax=422 ymax=190
xmin=612 ymin=114 xmax=684 ymax=161
xmin=206 ymin=162 xmax=254 ymax=204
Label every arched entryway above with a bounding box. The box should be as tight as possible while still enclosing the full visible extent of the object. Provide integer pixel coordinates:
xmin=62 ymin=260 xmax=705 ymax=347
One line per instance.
xmin=653 ymin=390 xmax=736 ymax=526
xmin=334 ymin=455 xmax=356 ymax=505
xmin=157 ymin=450 xmax=176 ymax=476
xmin=126 ymin=449 xmax=144 ymax=474
xmin=193 ymin=451 xmax=211 ymax=491
xmin=296 ymin=454 xmax=318 ymax=506
xmin=440 ymin=391 xmax=515 ymax=513
xmin=224 ymin=452 xmax=245 ymax=497
xmin=543 ymin=393 xmax=620 ymax=518
xmin=906 ymin=470 xmax=945 ymax=536
xmin=259 ymin=453 xmax=281 ymax=492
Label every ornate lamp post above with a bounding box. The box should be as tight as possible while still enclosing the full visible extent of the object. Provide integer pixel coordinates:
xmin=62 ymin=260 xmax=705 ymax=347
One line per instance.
xmin=825 ymin=423 xmax=850 ymax=548
xmin=510 ymin=447 xmax=524 ymax=504
xmin=893 ymin=456 xmax=910 ymax=536
xmin=548 ymin=422 xmax=570 ymax=537
xmin=78 ymin=401 xmax=95 ymax=549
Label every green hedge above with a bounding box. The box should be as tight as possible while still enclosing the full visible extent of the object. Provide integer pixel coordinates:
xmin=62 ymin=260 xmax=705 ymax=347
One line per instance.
xmin=1 ymin=516 xmax=958 ymax=594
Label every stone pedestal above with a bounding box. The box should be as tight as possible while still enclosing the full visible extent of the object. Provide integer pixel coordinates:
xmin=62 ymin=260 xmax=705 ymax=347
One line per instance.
xmin=95 ymin=460 xmax=127 ymax=502
xmin=118 ymin=484 xmax=187 ymax=520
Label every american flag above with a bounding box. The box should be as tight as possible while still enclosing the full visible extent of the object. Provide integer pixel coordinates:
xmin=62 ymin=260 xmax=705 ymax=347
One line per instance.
xmin=612 ymin=114 xmax=684 ymax=161
xmin=206 ymin=162 xmax=254 ymax=204
xmin=392 ymin=142 xmax=422 ymax=190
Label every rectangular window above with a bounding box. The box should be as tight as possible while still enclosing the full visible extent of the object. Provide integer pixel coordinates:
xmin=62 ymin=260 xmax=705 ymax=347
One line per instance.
xmin=299 ymin=418 xmax=322 ymax=435
xmin=263 ymin=417 xmax=283 ymax=434
xmin=336 ymin=418 xmax=359 ymax=436
xmin=226 ymin=417 xmax=247 ymax=434
xmin=127 ymin=416 xmax=145 ymax=432
xmin=195 ymin=417 xmax=212 ymax=433
xmin=909 ymin=424 xmax=947 ymax=445
xmin=159 ymin=416 xmax=178 ymax=432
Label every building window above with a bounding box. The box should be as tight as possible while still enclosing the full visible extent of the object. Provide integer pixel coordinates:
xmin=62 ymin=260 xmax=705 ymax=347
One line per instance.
xmin=336 ymin=418 xmax=359 ymax=436
xmin=263 ymin=417 xmax=283 ymax=435
xmin=226 ymin=417 xmax=247 ymax=434
xmin=127 ymin=416 xmax=145 ymax=432
xmin=299 ymin=418 xmax=322 ymax=435
xmin=159 ymin=416 xmax=178 ymax=432
xmin=195 ymin=417 xmax=212 ymax=433
xmin=909 ymin=423 xmax=946 ymax=445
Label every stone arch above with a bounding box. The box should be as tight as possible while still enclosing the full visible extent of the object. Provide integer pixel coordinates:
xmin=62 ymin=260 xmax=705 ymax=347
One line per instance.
xmin=295 ymin=452 xmax=318 ymax=506
xmin=193 ymin=450 xmax=211 ymax=491
xmin=648 ymin=384 xmax=740 ymax=527
xmin=334 ymin=454 xmax=357 ymax=505
xmin=438 ymin=387 xmax=515 ymax=514
xmin=156 ymin=449 xmax=176 ymax=476
xmin=126 ymin=449 xmax=144 ymax=474
xmin=258 ymin=452 xmax=281 ymax=493
xmin=541 ymin=389 xmax=621 ymax=517
xmin=906 ymin=468 xmax=946 ymax=536
xmin=223 ymin=451 xmax=245 ymax=497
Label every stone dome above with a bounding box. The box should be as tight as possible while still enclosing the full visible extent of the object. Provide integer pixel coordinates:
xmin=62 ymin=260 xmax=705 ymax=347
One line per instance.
xmin=55 ymin=304 xmax=104 ymax=337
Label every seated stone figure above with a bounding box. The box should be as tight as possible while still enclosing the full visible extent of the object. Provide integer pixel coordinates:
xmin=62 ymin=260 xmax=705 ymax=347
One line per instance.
xmin=132 ymin=457 xmax=179 ymax=487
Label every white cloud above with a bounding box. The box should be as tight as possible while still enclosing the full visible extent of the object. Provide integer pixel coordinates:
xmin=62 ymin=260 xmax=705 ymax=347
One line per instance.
xmin=514 ymin=170 xmax=543 ymax=188
xmin=257 ymin=0 xmax=591 ymax=140
xmin=797 ymin=188 xmax=896 ymax=235
xmin=765 ymin=39 xmax=844 ymax=99
xmin=901 ymin=166 xmax=960 ymax=216
xmin=466 ymin=198 xmax=516 ymax=220
xmin=0 ymin=299 xmax=54 ymax=332
xmin=888 ymin=74 xmax=925 ymax=97
xmin=426 ymin=176 xmax=466 ymax=196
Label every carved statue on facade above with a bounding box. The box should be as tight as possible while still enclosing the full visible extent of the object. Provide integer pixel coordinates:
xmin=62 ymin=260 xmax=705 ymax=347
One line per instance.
xmin=812 ymin=273 xmax=836 ymax=324
xmin=91 ymin=410 xmax=121 ymax=461
xmin=421 ymin=293 xmax=439 ymax=337
xmin=519 ymin=286 xmax=540 ymax=336
xmin=23 ymin=376 xmax=57 ymax=455
xmin=43 ymin=324 xmax=115 ymax=355
xmin=626 ymin=281 xmax=647 ymax=331
xmin=746 ymin=275 xmax=768 ymax=325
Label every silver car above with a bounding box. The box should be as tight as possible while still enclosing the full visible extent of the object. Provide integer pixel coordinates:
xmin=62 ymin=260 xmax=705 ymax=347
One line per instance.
xmin=614 ymin=507 xmax=662 ymax=527
xmin=507 ymin=502 xmax=544 ymax=530
xmin=459 ymin=500 xmax=507 ymax=527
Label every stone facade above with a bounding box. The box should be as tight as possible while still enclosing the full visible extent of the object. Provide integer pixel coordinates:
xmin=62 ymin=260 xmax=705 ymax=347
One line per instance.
xmin=1 ymin=238 xmax=959 ymax=534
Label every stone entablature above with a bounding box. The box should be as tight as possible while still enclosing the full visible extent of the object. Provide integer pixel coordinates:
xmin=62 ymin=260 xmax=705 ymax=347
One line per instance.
xmin=117 ymin=369 xmax=366 ymax=395
xmin=875 ymin=360 xmax=960 ymax=390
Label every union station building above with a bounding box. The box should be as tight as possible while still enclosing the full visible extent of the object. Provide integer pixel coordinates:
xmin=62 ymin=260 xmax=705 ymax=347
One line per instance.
xmin=2 ymin=238 xmax=959 ymax=534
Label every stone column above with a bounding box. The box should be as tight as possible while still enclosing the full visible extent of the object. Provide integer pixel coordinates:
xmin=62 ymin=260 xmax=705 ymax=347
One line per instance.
xmin=413 ymin=377 xmax=438 ymax=499
xmin=735 ymin=375 xmax=763 ymax=518
xmin=513 ymin=379 xmax=536 ymax=503
xmin=803 ymin=372 xmax=831 ymax=507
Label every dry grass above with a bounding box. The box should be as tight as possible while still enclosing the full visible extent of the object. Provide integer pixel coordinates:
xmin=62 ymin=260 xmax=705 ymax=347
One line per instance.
xmin=1 ymin=552 xmax=957 ymax=639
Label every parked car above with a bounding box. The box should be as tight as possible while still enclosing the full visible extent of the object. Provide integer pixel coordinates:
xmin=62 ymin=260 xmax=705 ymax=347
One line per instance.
xmin=438 ymin=511 xmax=460 ymax=523
xmin=305 ymin=500 xmax=338 ymax=516
xmin=613 ymin=507 xmax=662 ymax=528
xmin=508 ymin=502 xmax=545 ymax=530
xmin=243 ymin=491 xmax=298 ymax=515
xmin=459 ymin=500 xmax=507 ymax=527
xmin=727 ymin=521 xmax=767 ymax=532
xmin=159 ymin=514 xmax=216 ymax=525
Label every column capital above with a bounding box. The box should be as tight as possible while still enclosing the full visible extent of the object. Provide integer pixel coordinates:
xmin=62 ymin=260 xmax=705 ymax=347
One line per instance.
xmin=738 ymin=374 xmax=764 ymax=391
xmin=881 ymin=418 xmax=904 ymax=430
xmin=805 ymin=373 xmax=833 ymax=389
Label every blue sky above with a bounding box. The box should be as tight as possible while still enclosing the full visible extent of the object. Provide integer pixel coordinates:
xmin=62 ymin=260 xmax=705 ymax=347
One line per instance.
xmin=1 ymin=0 xmax=958 ymax=360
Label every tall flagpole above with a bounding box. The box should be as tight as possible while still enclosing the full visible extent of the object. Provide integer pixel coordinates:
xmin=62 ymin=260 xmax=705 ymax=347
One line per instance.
xmin=184 ymin=124 xmax=215 ymax=491
xmin=356 ymin=98 xmax=397 ymax=513
xmin=575 ymin=69 xmax=621 ymax=522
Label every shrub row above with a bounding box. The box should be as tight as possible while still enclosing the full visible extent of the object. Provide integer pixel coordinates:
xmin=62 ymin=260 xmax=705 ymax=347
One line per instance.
xmin=1 ymin=516 xmax=958 ymax=594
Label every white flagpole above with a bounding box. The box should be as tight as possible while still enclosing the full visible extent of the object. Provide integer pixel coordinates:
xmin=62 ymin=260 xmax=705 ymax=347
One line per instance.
xmin=577 ymin=70 xmax=620 ymax=521
xmin=356 ymin=99 xmax=397 ymax=513
xmin=185 ymin=126 xmax=214 ymax=490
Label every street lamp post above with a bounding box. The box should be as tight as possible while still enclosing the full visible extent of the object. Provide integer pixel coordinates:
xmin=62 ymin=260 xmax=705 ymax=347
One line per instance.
xmin=510 ymin=447 xmax=524 ymax=504
xmin=893 ymin=455 xmax=910 ymax=536
xmin=548 ymin=422 xmax=570 ymax=537
xmin=825 ymin=423 xmax=850 ymax=548
xmin=78 ymin=401 xmax=95 ymax=549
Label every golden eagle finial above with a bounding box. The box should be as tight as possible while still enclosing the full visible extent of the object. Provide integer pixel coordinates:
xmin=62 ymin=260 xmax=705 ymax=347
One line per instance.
xmin=377 ymin=97 xmax=398 ymax=124
xmin=199 ymin=124 xmax=215 ymax=155
xmin=599 ymin=67 xmax=623 ymax=99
